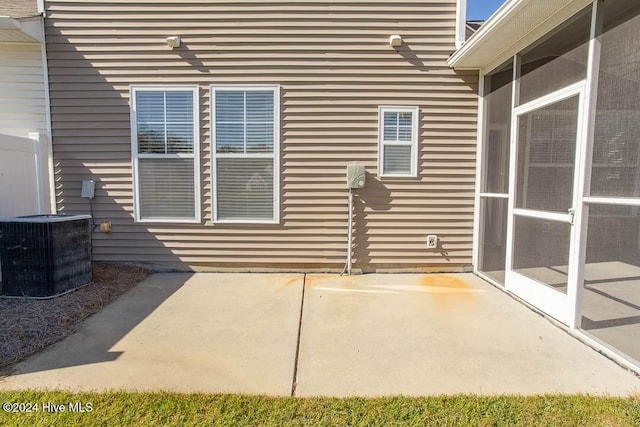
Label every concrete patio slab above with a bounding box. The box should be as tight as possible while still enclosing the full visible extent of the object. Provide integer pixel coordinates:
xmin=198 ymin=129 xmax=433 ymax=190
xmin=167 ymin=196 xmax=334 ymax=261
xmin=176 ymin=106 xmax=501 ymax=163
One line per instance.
xmin=0 ymin=272 xmax=638 ymax=397
xmin=0 ymin=273 xmax=304 ymax=395
xmin=295 ymin=273 xmax=640 ymax=397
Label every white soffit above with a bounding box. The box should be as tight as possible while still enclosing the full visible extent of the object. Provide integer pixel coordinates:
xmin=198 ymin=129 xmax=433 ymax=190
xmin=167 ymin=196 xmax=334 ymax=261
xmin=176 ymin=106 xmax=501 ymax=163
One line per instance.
xmin=0 ymin=16 xmax=41 ymax=43
xmin=448 ymin=0 xmax=593 ymax=73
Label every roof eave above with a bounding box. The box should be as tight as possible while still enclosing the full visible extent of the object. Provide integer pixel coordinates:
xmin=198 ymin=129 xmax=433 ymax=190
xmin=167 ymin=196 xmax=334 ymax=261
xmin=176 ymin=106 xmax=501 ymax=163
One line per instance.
xmin=0 ymin=15 xmax=42 ymax=43
xmin=448 ymin=0 xmax=593 ymax=73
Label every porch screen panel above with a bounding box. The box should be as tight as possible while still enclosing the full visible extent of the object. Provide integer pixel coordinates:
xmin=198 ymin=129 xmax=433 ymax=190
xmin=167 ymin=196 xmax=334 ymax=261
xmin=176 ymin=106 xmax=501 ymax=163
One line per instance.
xmin=581 ymin=204 xmax=640 ymax=362
xmin=516 ymin=96 xmax=579 ymax=213
xmin=478 ymin=63 xmax=513 ymax=285
xmin=482 ymin=65 xmax=512 ymax=194
xmin=513 ymin=216 xmax=570 ymax=292
xmin=579 ymin=0 xmax=640 ymax=363
xmin=478 ymin=197 xmax=508 ymax=285
xmin=518 ymin=7 xmax=591 ymax=106
xmin=589 ymin=2 xmax=640 ymax=198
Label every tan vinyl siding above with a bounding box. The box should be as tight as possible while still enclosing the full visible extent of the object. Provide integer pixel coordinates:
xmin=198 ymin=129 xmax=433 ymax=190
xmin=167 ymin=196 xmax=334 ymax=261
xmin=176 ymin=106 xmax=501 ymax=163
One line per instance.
xmin=45 ymin=0 xmax=478 ymax=271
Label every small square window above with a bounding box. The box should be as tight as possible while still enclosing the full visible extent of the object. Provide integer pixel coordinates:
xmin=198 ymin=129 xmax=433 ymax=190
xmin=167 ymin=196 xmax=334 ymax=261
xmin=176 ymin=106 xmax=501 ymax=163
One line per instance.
xmin=378 ymin=106 xmax=419 ymax=177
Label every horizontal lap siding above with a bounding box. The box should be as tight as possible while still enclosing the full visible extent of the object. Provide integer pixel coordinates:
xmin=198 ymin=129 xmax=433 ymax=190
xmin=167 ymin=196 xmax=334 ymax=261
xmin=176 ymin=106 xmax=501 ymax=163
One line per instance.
xmin=0 ymin=44 xmax=48 ymax=137
xmin=45 ymin=0 xmax=477 ymax=271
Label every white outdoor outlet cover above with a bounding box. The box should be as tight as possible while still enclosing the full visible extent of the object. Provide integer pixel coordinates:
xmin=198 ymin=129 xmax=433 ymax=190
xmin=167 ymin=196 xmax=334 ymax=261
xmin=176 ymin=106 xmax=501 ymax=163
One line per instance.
xmin=426 ymin=234 xmax=438 ymax=249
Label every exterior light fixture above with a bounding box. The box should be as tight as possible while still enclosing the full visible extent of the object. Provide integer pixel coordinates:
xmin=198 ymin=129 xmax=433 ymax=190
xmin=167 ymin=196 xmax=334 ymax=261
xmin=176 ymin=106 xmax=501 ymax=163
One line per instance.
xmin=166 ymin=36 xmax=181 ymax=48
xmin=389 ymin=34 xmax=402 ymax=47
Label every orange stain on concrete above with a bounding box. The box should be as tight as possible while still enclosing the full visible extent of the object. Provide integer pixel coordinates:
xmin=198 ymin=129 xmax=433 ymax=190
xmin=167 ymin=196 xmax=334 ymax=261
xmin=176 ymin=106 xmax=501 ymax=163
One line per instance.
xmin=419 ymin=274 xmax=470 ymax=290
xmin=418 ymin=274 xmax=476 ymax=309
xmin=275 ymin=276 xmax=303 ymax=292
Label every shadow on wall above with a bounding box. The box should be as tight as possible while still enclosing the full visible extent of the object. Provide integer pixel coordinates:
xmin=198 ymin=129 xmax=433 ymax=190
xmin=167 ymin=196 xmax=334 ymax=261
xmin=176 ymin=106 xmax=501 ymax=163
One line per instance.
xmin=48 ymin=24 xmax=208 ymax=269
xmin=352 ymin=171 xmax=391 ymax=271
xmin=350 ymin=171 xmax=452 ymax=272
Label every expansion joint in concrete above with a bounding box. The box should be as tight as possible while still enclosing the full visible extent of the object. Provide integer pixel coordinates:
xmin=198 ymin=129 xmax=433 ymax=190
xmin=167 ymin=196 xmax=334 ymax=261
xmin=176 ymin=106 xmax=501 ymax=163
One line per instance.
xmin=290 ymin=273 xmax=306 ymax=397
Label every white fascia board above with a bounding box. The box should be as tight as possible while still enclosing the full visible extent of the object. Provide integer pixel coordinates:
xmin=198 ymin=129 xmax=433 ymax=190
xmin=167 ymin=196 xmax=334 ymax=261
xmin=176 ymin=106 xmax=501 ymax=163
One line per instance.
xmin=0 ymin=16 xmax=43 ymax=42
xmin=449 ymin=0 xmax=593 ymax=73
xmin=0 ymin=16 xmax=20 ymax=29
xmin=17 ymin=17 xmax=44 ymax=42
xmin=449 ymin=0 xmax=527 ymax=67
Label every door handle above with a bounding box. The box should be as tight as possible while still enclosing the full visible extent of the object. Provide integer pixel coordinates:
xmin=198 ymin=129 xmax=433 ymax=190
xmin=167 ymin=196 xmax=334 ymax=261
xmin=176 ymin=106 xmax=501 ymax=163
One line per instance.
xmin=568 ymin=208 xmax=575 ymax=225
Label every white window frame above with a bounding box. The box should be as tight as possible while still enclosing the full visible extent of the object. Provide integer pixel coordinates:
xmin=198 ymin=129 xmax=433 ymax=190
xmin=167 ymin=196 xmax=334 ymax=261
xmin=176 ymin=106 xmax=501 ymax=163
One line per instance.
xmin=210 ymin=84 xmax=280 ymax=224
xmin=130 ymin=85 xmax=201 ymax=223
xmin=378 ymin=106 xmax=419 ymax=178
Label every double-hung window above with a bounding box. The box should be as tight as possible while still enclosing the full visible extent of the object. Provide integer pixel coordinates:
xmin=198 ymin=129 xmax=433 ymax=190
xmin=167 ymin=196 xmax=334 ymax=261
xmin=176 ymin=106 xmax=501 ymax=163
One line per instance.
xmin=131 ymin=86 xmax=200 ymax=222
xmin=211 ymin=85 xmax=280 ymax=223
xmin=378 ymin=106 xmax=419 ymax=177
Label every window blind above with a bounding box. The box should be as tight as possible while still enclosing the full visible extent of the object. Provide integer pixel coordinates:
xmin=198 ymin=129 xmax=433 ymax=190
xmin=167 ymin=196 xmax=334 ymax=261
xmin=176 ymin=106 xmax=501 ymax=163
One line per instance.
xmin=379 ymin=106 xmax=417 ymax=177
xmin=136 ymin=91 xmax=194 ymax=154
xmin=383 ymin=145 xmax=412 ymax=175
xmin=213 ymin=87 xmax=278 ymax=222
xmin=215 ymin=90 xmax=274 ymax=154
xmin=132 ymin=87 xmax=198 ymax=222
xmin=216 ymin=158 xmax=274 ymax=221
xmin=138 ymin=158 xmax=196 ymax=219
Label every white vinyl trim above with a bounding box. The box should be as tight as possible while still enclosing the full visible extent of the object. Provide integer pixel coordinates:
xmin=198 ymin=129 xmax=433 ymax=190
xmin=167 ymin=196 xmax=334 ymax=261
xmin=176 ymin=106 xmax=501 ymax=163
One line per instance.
xmin=455 ymin=0 xmax=467 ymax=49
xmin=568 ymin=0 xmax=604 ymax=329
xmin=513 ymin=81 xmax=585 ymax=115
xmin=504 ymin=54 xmax=520 ymax=297
xmin=377 ymin=105 xmax=419 ymax=178
xmin=513 ymin=208 xmax=572 ymax=223
xmin=505 ymin=268 xmax=569 ymax=322
xmin=583 ymin=197 xmax=640 ymax=206
xmin=39 ymin=15 xmax=55 ymax=214
xmin=28 ymin=132 xmax=44 ymax=214
xmin=210 ymin=84 xmax=281 ymax=224
xmin=479 ymin=193 xmax=509 ymax=199
xmin=472 ymin=72 xmax=485 ymax=272
xmin=449 ymin=0 xmax=593 ymax=73
xmin=130 ymin=85 xmax=201 ymax=224
xmin=506 ymin=65 xmax=585 ymax=326
xmin=577 ymin=330 xmax=640 ymax=376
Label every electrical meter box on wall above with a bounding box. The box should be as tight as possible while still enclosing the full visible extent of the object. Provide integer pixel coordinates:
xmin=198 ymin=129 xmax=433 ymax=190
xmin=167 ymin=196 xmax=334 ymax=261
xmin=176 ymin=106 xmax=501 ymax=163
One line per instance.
xmin=81 ymin=179 xmax=95 ymax=199
xmin=346 ymin=164 xmax=366 ymax=189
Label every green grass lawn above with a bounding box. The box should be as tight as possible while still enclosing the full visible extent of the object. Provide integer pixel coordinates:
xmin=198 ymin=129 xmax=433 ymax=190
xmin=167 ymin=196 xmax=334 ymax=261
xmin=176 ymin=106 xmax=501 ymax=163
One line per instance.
xmin=0 ymin=391 xmax=639 ymax=426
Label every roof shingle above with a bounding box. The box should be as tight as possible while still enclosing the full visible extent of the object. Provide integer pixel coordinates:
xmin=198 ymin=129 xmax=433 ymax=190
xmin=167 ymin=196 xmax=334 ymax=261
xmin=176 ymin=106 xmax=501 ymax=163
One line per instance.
xmin=0 ymin=0 xmax=39 ymax=19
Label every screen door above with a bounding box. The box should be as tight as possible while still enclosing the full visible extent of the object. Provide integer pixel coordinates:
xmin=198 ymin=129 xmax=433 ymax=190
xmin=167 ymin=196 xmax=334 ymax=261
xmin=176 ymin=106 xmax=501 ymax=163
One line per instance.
xmin=505 ymin=87 xmax=584 ymax=324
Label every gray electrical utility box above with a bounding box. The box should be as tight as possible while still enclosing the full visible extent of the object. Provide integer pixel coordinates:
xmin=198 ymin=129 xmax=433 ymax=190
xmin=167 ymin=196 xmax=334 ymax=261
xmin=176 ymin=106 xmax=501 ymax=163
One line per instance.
xmin=81 ymin=179 xmax=96 ymax=199
xmin=346 ymin=164 xmax=366 ymax=189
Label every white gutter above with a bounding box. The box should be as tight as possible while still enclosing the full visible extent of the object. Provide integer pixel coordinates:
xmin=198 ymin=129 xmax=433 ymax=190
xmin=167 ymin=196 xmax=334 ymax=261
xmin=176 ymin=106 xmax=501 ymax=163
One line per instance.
xmin=448 ymin=0 xmax=593 ymax=73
